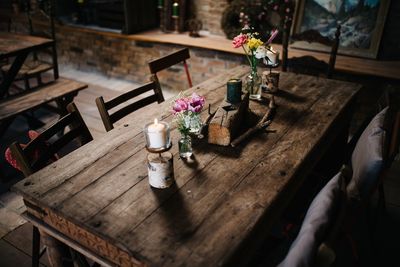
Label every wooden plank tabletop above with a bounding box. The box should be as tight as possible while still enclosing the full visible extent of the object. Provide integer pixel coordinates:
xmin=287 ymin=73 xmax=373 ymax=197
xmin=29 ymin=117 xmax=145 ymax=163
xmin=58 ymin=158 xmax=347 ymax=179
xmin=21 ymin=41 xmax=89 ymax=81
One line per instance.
xmin=0 ymin=32 xmax=53 ymax=59
xmin=13 ymin=66 xmax=361 ymax=267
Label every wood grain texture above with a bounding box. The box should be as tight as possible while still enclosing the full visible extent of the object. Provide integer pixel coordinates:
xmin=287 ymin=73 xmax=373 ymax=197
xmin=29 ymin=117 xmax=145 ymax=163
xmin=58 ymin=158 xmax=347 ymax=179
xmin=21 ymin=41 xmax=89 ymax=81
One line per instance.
xmin=0 ymin=32 xmax=53 ymax=59
xmin=13 ymin=65 xmax=361 ymax=267
xmin=208 ymin=94 xmax=249 ymax=146
xmin=0 ymin=78 xmax=87 ymax=121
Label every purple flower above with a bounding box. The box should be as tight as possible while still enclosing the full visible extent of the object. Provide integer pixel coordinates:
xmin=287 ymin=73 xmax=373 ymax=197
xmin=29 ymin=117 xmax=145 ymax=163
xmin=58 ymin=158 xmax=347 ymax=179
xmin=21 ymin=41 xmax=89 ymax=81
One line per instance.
xmin=266 ymin=29 xmax=279 ymax=45
xmin=188 ymin=93 xmax=205 ymax=113
xmin=173 ymin=98 xmax=189 ymax=113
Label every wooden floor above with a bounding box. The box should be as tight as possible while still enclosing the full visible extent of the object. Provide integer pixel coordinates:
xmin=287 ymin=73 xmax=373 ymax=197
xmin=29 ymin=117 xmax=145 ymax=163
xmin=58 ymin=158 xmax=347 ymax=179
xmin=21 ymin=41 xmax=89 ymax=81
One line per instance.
xmin=0 ymin=68 xmax=399 ymax=266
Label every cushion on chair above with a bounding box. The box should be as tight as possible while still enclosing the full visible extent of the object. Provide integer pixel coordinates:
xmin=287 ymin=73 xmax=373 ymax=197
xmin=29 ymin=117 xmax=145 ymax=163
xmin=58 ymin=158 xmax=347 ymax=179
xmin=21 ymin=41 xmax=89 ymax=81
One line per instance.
xmin=5 ymin=130 xmax=58 ymax=171
xmin=278 ymin=172 xmax=342 ymax=267
xmin=347 ymin=107 xmax=388 ymax=200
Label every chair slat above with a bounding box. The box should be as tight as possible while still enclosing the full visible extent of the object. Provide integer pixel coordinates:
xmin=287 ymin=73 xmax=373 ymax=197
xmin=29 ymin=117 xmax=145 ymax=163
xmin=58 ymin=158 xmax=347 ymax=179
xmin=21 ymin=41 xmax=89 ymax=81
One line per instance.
xmin=109 ymin=94 xmax=159 ymax=124
xmin=148 ymin=48 xmax=192 ymax=88
xmin=148 ymin=48 xmax=190 ymax=74
xmin=8 ymin=102 xmax=93 ymax=177
xmin=96 ymin=81 xmax=164 ymax=132
xmin=105 ymin=82 xmax=156 ymax=110
xmin=282 ymin=24 xmax=341 ymax=79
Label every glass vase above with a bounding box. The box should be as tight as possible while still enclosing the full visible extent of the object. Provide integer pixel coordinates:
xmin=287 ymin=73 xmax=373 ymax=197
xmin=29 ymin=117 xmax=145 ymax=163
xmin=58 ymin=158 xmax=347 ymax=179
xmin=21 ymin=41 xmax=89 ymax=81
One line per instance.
xmin=178 ymin=134 xmax=192 ymax=159
xmin=245 ymin=66 xmax=262 ymax=100
xmin=189 ymin=113 xmax=202 ymax=134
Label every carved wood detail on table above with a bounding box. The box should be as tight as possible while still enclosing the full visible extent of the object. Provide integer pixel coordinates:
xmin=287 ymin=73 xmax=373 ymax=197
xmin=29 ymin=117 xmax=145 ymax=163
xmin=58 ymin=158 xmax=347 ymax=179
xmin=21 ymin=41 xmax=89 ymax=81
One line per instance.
xmin=13 ymin=65 xmax=361 ymax=267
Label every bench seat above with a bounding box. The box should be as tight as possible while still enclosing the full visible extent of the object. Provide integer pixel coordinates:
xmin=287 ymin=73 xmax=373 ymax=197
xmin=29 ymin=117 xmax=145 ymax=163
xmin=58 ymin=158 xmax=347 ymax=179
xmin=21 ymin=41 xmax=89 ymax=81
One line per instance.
xmin=0 ymin=78 xmax=87 ymax=137
xmin=0 ymin=78 xmax=87 ymax=122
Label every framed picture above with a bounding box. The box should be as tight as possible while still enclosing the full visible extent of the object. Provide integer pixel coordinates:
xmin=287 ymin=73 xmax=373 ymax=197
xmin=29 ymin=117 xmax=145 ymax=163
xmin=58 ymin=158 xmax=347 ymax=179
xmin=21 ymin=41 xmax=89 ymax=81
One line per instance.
xmin=291 ymin=0 xmax=391 ymax=58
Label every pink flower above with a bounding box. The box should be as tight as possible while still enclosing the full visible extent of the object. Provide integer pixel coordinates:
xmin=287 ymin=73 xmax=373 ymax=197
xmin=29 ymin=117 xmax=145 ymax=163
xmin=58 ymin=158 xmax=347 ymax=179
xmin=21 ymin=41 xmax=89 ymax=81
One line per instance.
xmin=274 ymin=5 xmax=279 ymax=10
xmin=173 ymin=98 xmax=189 ymax=113
xmin=188 ymin=93 xmax=205 ymax=113
xmin=232 ymin=34 xmax=248 ymax=48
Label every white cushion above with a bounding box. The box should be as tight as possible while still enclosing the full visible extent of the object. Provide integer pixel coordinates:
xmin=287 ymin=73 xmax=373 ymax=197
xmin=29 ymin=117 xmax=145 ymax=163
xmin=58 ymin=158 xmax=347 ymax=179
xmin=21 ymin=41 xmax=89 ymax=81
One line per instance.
xmin=278 ymin=173 xmax=341 ymax=267
xmin=347 ymin=107 xmax=387 ymax=200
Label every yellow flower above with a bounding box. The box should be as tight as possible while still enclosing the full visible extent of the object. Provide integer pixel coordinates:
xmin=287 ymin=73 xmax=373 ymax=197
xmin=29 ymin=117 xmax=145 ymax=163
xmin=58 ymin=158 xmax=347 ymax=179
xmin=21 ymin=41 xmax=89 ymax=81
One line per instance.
xmin=247 ymin=38 xmax=263 ymax=50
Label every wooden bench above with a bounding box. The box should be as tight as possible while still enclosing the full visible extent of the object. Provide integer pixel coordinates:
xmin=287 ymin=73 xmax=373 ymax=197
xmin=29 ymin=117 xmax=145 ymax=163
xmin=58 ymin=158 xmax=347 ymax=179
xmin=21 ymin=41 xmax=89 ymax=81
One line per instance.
xmin=0 ymin=78 xmax=88 ymax=137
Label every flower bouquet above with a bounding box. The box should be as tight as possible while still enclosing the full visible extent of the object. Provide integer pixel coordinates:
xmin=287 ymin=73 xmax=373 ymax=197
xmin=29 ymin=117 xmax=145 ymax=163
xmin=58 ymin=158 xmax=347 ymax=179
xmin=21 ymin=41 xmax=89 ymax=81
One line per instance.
xmin=172 ymin=92 xmax=205 ymax=158
xmin=232 ymin=27 xmax=279 ymax=99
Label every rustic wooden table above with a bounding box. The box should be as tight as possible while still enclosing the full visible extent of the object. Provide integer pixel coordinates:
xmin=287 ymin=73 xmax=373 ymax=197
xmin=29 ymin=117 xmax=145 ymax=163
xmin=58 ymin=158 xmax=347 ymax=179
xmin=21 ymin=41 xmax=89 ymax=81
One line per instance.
xmin=13 ymin=65 xmax=361 ymax=267
xmin=0 ymin=32 xmax=55 ymax=98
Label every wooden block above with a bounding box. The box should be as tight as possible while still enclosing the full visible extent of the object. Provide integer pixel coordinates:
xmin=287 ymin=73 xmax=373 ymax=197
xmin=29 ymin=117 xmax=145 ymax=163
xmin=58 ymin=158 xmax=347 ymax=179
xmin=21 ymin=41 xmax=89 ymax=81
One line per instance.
xmin=208 ymin=93 xmax=249 ymax=146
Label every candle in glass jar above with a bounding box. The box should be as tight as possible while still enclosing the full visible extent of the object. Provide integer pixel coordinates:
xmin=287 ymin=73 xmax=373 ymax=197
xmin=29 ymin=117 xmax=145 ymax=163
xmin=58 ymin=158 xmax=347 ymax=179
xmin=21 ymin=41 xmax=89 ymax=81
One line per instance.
xmin=172 ymin=2 xmax=179 ymax=16
xmin=145 ymin=119 xmax=169 ymax=149
xmin=266 ymin=49 xmax=279 ymax=65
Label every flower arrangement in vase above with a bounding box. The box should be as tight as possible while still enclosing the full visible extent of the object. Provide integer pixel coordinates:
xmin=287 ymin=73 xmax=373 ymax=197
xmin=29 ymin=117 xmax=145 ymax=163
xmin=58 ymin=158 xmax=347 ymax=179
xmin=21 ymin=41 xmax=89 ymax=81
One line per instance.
xmin=232 ymin=26 xmax=278 ymax=99
xmin=172 ymin=92 xmax=205 ymax=158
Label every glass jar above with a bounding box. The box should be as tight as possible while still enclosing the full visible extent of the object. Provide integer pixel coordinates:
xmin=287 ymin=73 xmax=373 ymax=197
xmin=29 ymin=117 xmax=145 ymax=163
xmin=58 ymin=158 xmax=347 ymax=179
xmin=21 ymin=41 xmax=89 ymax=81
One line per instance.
xmin=245 ymin=67 xmax=262 ymax=100
xmin=178 ymin=134 xmax=192 ymax=159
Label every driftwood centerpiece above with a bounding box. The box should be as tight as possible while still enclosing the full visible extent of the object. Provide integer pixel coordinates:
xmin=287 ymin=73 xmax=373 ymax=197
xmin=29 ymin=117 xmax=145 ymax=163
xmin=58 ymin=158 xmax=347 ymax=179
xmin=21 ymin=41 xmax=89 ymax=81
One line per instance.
xmin=208 ymin=93 xmax=249 ymax=146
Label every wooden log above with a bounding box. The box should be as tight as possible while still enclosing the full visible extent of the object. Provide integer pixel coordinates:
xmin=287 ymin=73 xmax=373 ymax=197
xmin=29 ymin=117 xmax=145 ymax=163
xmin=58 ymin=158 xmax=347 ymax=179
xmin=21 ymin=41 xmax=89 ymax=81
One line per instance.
xmin=231 ymin=96 xmax=276 ymax=147
xmin=208 ymin=93 xmax=249 ymax=146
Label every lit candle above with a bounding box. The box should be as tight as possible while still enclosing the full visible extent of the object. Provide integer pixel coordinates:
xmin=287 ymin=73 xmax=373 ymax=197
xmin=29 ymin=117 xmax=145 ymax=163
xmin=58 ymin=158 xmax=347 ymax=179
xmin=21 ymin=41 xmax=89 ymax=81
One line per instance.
xmin=266 ymin=48 xmax=279 ymax=65
xmin=172 ymin=2 xmax=179 ymax=16
xmin=145 ymin=119 xmax=169 ymax=149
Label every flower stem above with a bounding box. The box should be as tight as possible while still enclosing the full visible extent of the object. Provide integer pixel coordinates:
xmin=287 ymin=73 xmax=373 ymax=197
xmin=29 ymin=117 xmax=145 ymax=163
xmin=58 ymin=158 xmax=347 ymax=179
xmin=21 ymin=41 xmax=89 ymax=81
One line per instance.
xmin=241 ymin=45 xmax=253 ymax=68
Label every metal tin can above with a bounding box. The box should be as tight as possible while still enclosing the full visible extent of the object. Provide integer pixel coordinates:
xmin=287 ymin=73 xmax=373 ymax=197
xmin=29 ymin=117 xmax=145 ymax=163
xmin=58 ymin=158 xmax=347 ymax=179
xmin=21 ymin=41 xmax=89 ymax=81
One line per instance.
xmin=147 ymin=152 xmax=174 ymax=189
xmin=227 ymin=78 xmax=242 ymax=104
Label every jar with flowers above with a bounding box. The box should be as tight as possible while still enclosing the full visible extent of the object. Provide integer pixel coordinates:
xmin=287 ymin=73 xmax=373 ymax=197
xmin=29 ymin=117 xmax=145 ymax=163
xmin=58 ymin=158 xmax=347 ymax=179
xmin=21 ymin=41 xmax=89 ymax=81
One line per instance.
xmin=232 ymin=27 xmax=279 ymax=100
xmin=172 ymin=92 xmax=205 ymax=158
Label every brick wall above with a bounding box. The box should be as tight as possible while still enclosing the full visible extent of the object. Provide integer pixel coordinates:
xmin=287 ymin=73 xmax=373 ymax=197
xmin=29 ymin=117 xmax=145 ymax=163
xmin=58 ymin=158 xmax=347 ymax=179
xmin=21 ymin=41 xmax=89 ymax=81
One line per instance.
xmin=55 ymin=27 xmax=245 ymax=93
xmin=191 ymin=0 xmax=228 ymax=36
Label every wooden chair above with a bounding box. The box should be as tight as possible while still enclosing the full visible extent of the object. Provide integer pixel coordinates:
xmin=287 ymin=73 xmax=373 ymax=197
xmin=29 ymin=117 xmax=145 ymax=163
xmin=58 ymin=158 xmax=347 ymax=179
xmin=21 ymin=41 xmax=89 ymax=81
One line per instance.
xmin=1 ymin=0 xmax=59 ymax=91
xmin=8 ymin=102 xmax=93 ymax=267
xmin=282 ymin=18 xmax=341 ymax=79
xmin=147 ymin=47 xmax=193 ymax=92
xmin=96 ymin=80 xmax=164 ymax=132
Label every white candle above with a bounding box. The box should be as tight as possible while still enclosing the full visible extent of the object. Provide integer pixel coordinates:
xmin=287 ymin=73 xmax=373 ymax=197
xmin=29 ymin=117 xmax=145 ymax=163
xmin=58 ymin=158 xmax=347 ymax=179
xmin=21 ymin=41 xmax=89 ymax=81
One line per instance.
xmin=266 ymin=49 xmax=279 ymax=65
xmin=146 ymin=119 xmax=168 ymax=148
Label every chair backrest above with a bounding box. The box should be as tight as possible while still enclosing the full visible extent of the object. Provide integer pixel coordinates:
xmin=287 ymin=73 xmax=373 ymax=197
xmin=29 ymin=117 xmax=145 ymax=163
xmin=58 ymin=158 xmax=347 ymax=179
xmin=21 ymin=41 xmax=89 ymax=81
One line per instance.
xmin=147 ymin=48 xmax=193 ymax=90
xmin=9 ymin=102 xmax=93 ymax=177
xmin=282 ymin=23 xmax=341 ymax=79
xmin=26 ymin=0 xmax=59 ymax=79
xmin=96 ymin=81 xmax=164 ymax=132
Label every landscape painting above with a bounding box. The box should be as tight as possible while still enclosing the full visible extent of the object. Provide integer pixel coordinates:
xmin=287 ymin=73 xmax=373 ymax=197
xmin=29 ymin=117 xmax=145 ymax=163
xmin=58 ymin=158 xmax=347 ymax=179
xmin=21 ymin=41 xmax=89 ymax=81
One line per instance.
xmin=292 ymin=0 xmax=391 ymax=58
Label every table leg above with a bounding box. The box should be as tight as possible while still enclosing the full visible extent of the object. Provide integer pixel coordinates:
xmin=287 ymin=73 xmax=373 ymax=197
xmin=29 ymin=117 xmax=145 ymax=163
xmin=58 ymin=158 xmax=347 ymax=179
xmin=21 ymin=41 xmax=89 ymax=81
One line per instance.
xmin=0 ymin=51 xmax=29 ymax=98
xmin=40 ymin=230 xmax=74 ymax=267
